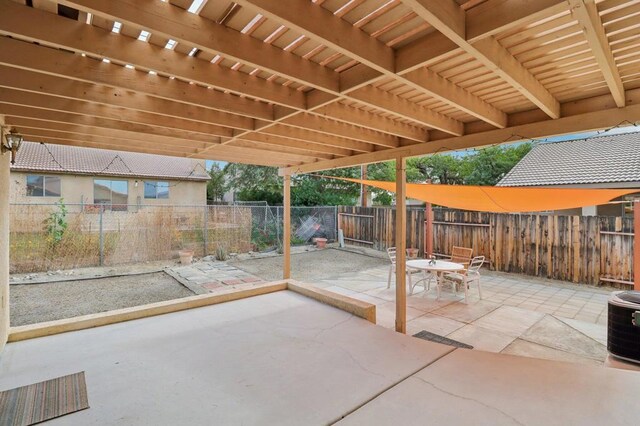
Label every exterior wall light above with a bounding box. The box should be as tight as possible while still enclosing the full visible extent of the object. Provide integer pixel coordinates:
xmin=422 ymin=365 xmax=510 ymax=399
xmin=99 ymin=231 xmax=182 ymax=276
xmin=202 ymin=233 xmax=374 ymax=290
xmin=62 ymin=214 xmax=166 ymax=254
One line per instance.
xmin=1 ymin=128 xmax=23 ymax=165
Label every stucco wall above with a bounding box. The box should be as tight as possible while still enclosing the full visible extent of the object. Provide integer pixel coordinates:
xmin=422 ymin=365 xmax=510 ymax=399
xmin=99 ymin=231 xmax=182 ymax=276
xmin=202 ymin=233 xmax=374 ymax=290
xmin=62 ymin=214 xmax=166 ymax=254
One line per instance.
xmin=10 ymin=172 xmax=207 ymax=206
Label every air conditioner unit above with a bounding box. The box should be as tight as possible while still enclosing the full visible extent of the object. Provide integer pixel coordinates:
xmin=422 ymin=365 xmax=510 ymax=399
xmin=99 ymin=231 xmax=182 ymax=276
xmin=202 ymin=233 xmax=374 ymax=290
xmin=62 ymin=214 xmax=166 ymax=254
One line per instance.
xmin=608 ymin=291 xmax=640 ymax=364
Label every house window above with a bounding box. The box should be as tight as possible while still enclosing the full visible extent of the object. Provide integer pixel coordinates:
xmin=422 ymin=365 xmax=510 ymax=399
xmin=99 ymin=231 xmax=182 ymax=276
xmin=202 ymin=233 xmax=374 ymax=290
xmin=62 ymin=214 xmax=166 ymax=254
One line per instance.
xmin=26 ymin=175 xmax=61 ymax=197
xmin=144 ymin=181 xmax=169 ymax=199
xmin=94 ymin=179 xmax=128 ymax=209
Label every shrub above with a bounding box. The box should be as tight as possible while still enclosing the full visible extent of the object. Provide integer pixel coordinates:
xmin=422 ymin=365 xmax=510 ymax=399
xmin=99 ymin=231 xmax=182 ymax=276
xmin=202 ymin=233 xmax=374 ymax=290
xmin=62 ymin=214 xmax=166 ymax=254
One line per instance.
xmin=44 ymin=199 xmax=68 ymax=247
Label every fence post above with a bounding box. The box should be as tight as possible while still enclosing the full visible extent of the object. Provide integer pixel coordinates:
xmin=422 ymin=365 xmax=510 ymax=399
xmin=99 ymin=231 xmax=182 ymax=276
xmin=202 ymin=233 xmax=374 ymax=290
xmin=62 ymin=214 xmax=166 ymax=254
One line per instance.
xmin=276 ymin=207 xmax=280 ymax=247
xmin=334 ymin=206 xmax=338 ymax=241
xmin=203 ymin=205 xmax=209 ymax=257
xmin=99 ymin=206 xmax=104 ymax=266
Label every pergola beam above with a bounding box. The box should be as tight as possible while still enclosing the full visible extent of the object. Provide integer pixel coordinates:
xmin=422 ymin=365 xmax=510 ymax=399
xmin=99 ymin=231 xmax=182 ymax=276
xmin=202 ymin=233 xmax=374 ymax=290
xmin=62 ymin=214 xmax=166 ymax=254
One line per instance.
xmin=395 ymin=0 xmax=568 ymax=73
xmin=234 ymin=0 xmax=394 ymax=74
xmin=0 ymin=91 xmax=345 ymax=161
xmin=404 ymin=0 xmax=561 ymax=119
xmin=56 ymin=0 xmax=340 ymax=93
xmin=0 ymin=66 xmax=255 ymax=131
xmin=242 ymin=132 xmax=353 ymax=157
xmin=347 ymin=86 xmax=465 ymax=135
xmin=312 ymin=103 xmax=428 ymax=142
xmin=77 ymin=0 xmax=463 ymax=134
xmin=0 ymin=41 xmax=390 ymax=149
xmin=0 ymin=104 xmax=223 ymax=145
xmin=0 ymin=0 xmax=436 ymax=142
xmin=279 ymin=113 xmax=399 ymax=148
xmin=0 ymin=0 xmax=306 ymax=109
xmin=5 ymin=117 xmax=216 ymax=150
xmin=259 ymin=125 xmax=375 ymax=153
xmin=279 ymin=95 xmax=640 ymax=175
xmin=569 ymin=0 xmax=625 ymax=107
xmin=0 ymin=89 xmax=235 ymax=138
xmin=14 ymin=129 xmax=301 ymax=167
xmin=0 ymin=37 xmax=275 ymax=121
xmin=236 ymin=0 xmax=503 ymax=129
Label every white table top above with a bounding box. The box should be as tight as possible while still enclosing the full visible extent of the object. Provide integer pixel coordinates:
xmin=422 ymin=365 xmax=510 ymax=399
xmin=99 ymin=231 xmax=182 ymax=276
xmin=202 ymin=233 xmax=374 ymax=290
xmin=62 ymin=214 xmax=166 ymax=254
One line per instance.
xmin=406 ymin=259 xmax=465 ymax=272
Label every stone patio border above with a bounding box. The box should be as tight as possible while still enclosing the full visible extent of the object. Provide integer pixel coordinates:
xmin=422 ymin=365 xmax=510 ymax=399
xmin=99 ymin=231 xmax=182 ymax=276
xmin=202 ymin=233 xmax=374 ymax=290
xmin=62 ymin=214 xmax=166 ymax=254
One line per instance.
xmin=8 ymin=280 xmax=376 ymax=342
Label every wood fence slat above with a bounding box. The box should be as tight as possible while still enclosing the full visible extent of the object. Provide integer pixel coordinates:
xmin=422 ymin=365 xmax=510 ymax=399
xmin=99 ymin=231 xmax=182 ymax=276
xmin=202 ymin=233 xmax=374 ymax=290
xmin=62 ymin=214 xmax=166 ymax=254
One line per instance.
xmin=337 ymin=207 xmax=634 ymax=288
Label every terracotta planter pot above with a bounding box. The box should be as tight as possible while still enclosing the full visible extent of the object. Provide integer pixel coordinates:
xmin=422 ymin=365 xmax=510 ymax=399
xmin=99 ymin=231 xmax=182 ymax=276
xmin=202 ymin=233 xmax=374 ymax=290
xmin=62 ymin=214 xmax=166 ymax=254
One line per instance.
xmin=179 ymin=249 xmax=194 ymax=265
xmin=315 ymin=238 xmax=328 ymax=249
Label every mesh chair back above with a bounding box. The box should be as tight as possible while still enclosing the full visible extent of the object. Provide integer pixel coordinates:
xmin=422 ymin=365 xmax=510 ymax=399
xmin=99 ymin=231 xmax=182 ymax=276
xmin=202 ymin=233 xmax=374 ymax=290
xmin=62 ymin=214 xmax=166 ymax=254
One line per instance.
xmin=387 ymin=247 xmax=397 ymax=265
xmin=451 ymin=246 xmax=473 ymax=266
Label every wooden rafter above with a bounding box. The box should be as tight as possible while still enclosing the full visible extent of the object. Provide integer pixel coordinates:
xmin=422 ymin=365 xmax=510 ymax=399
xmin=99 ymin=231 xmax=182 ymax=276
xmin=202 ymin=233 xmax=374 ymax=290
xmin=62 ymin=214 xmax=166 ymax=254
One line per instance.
xmin=235 ymin=0 xmax=505 ymax=128
xmin=280 ymin=88 xmax=640 ymax=174
xmin=49 ymin=0 xmax=465 ymax=133
xmin=0 ymin=1 xmax=429 ymax=143
xmin=403 ymin=0 xmax=561 ymax=118
xmin=0 ymin=0 xmax=633 ymax=171
xmin=569 ymin=0 xmax=626 ymax=107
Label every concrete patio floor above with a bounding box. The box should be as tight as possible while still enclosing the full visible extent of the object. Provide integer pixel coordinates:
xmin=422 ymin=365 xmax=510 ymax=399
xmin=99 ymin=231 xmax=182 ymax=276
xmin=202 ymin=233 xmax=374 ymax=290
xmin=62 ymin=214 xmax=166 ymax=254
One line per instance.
xmin=307 ymin=263 xmax=612 ymax=366
xmin=1 ymin=290 xmax=639 ymax=425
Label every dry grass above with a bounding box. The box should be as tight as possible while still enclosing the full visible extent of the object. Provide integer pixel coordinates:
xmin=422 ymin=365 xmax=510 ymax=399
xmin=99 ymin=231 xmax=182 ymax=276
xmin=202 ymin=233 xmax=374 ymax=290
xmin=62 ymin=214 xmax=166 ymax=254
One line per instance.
xmin=10 ymin=205 xmax=253 ymax=273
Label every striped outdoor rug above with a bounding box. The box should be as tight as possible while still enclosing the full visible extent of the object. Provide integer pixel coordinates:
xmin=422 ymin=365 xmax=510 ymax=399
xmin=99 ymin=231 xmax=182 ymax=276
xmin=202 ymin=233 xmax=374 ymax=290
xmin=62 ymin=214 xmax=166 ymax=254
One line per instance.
xmin=0 ymin=372 xmax=89 ymax=426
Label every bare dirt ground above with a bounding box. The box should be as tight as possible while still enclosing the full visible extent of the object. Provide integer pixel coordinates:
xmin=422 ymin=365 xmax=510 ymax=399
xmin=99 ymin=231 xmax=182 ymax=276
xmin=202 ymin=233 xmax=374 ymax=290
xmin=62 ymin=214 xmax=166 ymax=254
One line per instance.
xmin=10 ymin=272 xmax=194 ymax=326
xmin=229 ymin=247 xmax=388 ymax=282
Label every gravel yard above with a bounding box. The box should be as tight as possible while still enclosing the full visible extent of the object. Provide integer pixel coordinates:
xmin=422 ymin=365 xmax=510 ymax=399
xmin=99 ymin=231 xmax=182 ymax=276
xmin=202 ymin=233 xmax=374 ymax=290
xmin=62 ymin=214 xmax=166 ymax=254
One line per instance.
xmin=229 ymin=248 xmax=388 ymax=282
xmin=11 ymin=272 xmax=194 ymax=326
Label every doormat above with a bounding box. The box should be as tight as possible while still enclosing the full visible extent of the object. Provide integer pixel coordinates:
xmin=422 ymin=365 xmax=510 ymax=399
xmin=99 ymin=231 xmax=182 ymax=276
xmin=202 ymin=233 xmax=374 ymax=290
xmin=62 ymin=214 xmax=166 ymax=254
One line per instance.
xmin=0 ymin=371 xmax=89 ymax=426
xmin=413 ymin=330 xmax=474 ymax=349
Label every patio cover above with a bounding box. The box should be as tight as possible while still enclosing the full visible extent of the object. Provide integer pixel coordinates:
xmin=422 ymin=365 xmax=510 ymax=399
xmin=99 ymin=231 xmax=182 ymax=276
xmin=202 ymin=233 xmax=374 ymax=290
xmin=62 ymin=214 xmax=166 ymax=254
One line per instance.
xmin=326 ymin=177 xmax=638 ymax=213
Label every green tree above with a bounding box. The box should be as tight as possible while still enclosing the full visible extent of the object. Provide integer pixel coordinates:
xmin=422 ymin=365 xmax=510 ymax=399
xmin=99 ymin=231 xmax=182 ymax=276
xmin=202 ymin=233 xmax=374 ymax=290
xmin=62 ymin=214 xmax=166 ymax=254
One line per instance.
xmin=291 ymin=168 xmax=360 ymax=206
xmin=410 ymin=143 xmax=533 ymax=186
xmin=462 ymin=143 xmax=532 ymax=185
xmin=223 ymin=163 xmax=283 ymax=204
xmin=207 ymin=163 xmax=227 ymax=202
xmin=219 ymin=143 xmax=531 ymax=206
xmin=409 ymin=155 xmax=465 ymax=184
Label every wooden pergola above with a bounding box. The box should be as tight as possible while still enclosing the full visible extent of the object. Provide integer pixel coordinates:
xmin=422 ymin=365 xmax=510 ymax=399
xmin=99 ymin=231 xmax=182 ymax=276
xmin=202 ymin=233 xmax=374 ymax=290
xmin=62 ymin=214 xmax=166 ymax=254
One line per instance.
xmin=1 ymin=0 xmax=640 ymax=340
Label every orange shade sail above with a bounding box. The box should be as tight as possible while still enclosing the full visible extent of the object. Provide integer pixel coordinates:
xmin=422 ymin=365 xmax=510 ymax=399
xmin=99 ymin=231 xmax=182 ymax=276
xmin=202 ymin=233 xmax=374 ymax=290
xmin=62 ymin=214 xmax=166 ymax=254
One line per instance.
xmin=330 ymin=177 xmax=639 ymax=213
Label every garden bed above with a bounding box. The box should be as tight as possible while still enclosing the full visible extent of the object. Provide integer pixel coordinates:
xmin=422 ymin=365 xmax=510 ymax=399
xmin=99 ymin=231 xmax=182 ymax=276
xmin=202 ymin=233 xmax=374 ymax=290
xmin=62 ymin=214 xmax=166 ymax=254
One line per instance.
xmin=10 ymin=272 xmax=194 ymax=326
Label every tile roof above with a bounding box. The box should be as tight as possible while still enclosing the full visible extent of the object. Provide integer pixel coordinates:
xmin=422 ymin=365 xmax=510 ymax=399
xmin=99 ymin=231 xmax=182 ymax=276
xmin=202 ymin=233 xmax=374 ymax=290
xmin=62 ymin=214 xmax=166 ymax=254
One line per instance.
xmin=497 ymin=132 xmax=640 ymax=187
xmin=10 ymin=142 xmax=210 ymax=181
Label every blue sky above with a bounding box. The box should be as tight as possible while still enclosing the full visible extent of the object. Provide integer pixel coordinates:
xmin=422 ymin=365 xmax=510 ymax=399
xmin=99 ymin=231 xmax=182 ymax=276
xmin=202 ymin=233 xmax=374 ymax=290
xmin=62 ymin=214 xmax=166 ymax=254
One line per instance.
xmin=205 ymin=160 xmax=226 ymax=170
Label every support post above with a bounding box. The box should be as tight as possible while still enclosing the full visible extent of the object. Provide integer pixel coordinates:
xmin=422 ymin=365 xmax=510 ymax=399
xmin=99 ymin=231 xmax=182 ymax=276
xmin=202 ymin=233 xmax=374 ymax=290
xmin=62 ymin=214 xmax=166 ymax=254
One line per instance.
xmin=635 ymin=201 xmax=640 ymax=290
xmin=425 ymin=202 xmax=433 ymax=258
xmin=283 ymin=175 xmax=291 ymax=279
xmin=0 ymin=118 xmax=10 ymax=350
xmin=395 ymin=157 xmax=407 ymax=334
xmin=360 ymin=165 xmax=368 ymax=207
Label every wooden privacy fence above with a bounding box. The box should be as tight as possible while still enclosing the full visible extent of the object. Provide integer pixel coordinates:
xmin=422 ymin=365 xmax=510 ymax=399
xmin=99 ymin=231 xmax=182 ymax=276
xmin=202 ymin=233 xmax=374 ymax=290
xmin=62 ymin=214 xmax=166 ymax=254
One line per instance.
xmin=338 ymin=206 xmax=634 ymax=287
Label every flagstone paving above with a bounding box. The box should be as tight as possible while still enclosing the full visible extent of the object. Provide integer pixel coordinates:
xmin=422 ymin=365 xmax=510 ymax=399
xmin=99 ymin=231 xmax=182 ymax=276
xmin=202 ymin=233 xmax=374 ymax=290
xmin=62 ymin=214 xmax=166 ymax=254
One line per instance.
xmin=166 ymin=259 xmax=266 ymax=294
xmin=302 ymin=263 xmax=614 ymax=365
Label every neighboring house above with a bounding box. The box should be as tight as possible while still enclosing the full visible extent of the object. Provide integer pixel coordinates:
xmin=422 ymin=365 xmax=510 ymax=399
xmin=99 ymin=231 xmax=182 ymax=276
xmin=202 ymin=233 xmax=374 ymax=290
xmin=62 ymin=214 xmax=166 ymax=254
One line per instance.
xmin=498 ymin=132 xmax=640 ymax=216
xmin=10 ymin=142 xmax=210 ymax=209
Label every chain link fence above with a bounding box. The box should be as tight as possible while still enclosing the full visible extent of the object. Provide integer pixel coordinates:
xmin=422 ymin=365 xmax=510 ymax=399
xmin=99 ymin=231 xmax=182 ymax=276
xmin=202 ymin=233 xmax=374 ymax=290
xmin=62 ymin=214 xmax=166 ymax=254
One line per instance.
xmin=9 ymin=202 xmax=339 ymax=273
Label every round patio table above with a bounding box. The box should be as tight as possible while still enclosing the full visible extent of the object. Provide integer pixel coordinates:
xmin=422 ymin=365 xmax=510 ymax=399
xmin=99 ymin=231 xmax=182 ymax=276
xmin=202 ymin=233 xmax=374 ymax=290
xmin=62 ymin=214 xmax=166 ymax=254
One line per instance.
xmin=406 ymin=259 xmax=465 ymax=299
